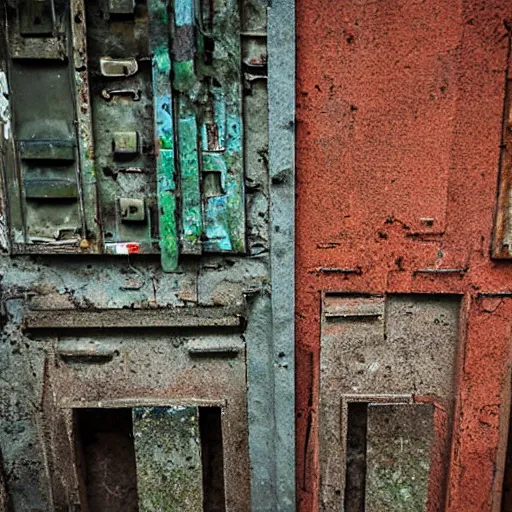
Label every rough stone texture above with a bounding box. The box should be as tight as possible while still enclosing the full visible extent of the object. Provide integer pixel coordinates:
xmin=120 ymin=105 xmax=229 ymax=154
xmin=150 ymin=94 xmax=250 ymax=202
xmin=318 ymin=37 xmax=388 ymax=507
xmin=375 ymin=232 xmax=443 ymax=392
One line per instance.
xmin=34 ymin=329 xmax=250 ymax=510
xmin=295 ymin=1 xmax=512 ymax=511
xmin=133 ymin=407 xmax=203 ymax=512
xmin=365 ymin=404 xmax=434 ymax=512
xmin=319 ymin=295 xmax=459 ymax=510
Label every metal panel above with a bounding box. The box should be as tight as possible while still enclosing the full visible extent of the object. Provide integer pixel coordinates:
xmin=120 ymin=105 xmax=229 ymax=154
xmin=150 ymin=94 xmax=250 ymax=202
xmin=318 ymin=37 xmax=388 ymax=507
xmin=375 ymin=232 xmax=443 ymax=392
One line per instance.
xmin=0 ymin=0 xmax=100 ymax=253
xmin=85 ymin=0 xmax=158 ymax=255
xmin=148 ymin=0 xmax=179 ymax=270
xmin=171 ymin=0 xmax=245 ymax=255
xmin=172 ymin=0 xmax=202 ymax=255
xmin=133 ymin=406 xmax=203 ymax=512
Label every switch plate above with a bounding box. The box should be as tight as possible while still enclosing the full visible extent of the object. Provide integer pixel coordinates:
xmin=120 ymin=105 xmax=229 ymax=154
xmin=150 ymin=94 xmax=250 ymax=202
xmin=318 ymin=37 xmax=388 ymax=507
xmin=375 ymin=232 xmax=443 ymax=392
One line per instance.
xmin=113 ymin=132 xmax=139 ymax=158
xmin=119 ymin=198 xmax=145 ymax=222
xmin=108 ymin=0 xmax=136 ymax=14
xmin=19 ymin=0 xmax=54 ymax=36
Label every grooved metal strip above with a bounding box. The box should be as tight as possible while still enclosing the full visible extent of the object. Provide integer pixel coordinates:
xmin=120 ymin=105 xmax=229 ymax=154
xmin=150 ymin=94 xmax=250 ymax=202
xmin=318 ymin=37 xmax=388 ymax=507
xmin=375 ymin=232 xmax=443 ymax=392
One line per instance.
xmin=148 ymin=0 xmax=179 ymax=271
xmin=71 ymin=0 xmax=101 ymax=252
xmin=173 ymin=0 xmax=202 ymax=255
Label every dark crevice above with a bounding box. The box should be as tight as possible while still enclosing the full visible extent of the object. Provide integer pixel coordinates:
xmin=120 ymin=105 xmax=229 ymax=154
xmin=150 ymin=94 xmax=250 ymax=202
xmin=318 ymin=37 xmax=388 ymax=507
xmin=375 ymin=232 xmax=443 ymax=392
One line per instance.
xmin=199 ymin=407 xmax=226 ymax=512
xmin=344 ymin=402 xmax=368 ymax=512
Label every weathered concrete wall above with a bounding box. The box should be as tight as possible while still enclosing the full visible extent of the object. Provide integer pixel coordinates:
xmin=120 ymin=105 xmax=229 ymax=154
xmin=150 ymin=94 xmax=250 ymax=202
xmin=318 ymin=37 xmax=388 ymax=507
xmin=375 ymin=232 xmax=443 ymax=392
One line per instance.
xmin=0 ymin=0 xmax=297 ymax=510
xmin=296 ymin=0 xmax=512 ymax=510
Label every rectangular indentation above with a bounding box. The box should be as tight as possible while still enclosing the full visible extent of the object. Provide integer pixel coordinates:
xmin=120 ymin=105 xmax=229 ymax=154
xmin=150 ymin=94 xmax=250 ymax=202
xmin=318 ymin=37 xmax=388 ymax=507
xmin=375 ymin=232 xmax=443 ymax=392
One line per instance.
xmin=199 ymin=407 xmax=226 ymax=512
xmin=365 ymin=403 xmax=434 ymax=512
xmin=323 ymin=295 xmax=385 ymax=319
xmin=19 ymin=139 xmax=75 ymax=161
xmin=19 ymin=0 xmax=55 ymax=36
xmin=344 ymin=402 xmax=368 ymax=512
xmin=186 ymin=337 xmax=244 ymax=356
xmin=24 ymin=179 xmax=78 ymax=199
xmin=57 ymin=339 xmax=116 ymax=362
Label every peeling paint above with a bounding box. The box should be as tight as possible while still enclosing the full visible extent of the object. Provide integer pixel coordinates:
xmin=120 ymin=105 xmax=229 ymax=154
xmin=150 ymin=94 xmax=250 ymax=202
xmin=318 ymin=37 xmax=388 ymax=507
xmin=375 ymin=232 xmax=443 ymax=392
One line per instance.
xmin=0 ymin=72 xmax=10 ymax=141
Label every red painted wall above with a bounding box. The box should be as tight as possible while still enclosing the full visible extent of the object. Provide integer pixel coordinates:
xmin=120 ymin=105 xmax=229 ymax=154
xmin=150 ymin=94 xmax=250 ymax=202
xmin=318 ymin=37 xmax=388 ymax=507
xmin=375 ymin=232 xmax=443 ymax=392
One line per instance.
xmin=296 ymin=1 xmax=512 ymax=510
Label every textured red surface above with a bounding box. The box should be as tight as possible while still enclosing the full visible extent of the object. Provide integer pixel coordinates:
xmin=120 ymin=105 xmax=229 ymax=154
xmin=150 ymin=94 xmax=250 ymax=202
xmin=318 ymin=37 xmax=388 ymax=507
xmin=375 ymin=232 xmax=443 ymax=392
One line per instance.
xmin=296 ymin=1 xmax=512 ymax=510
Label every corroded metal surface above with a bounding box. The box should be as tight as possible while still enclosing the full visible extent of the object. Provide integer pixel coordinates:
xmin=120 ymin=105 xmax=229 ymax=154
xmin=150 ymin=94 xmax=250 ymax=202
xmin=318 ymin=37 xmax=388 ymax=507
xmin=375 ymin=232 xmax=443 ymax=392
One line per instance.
xmin=0 ymin=0 xmax=294 ymax=509
xmin=149 ymin=0 xmax=179 ymax=270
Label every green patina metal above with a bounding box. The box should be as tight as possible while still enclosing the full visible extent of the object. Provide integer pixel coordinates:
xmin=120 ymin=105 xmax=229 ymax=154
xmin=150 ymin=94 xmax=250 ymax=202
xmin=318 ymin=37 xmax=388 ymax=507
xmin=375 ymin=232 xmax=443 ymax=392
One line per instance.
xmin=157 ymin=150 xmax=179 ymax=270
xmin=173 ymin=60 xmax=197 ymax=93
xmin=178 ymin=115 xmax=202 ymax=253
xmin=198 ymin=0 xmax=245 ymax=253
xmin=171 ymin=0 xmax=245 ymax=255
xmin=149 ymin=0 xmax=179 ymax=270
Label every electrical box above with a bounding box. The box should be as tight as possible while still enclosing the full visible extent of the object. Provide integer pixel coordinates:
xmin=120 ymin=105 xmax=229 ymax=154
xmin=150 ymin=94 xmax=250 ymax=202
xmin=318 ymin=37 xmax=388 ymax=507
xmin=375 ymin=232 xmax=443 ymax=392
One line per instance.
xmin=0 ymin=0 xmax=246 ymax=269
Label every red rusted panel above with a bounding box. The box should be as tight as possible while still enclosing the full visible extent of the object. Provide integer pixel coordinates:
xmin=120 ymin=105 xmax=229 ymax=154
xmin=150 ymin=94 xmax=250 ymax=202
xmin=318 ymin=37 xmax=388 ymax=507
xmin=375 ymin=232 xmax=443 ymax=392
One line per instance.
xmin=296 ymin=0 xmax=512 ymax=510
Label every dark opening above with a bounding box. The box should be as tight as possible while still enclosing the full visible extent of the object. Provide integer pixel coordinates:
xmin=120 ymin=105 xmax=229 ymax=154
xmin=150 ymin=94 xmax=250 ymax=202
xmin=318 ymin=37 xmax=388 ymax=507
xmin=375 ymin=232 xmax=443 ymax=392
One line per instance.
xmin=75 ymin=408 xmax=139 ymax=512
xmin=344 ymin=402 xmax=368 ymax=512
xmin=199 ymin=407 xmax=226 ymax=512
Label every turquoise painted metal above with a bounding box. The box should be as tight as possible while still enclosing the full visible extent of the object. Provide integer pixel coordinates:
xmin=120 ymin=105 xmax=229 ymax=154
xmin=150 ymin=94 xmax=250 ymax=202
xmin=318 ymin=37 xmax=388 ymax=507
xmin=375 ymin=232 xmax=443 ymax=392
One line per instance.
xmin=148 ymin=0 xmax=179 ymax=271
